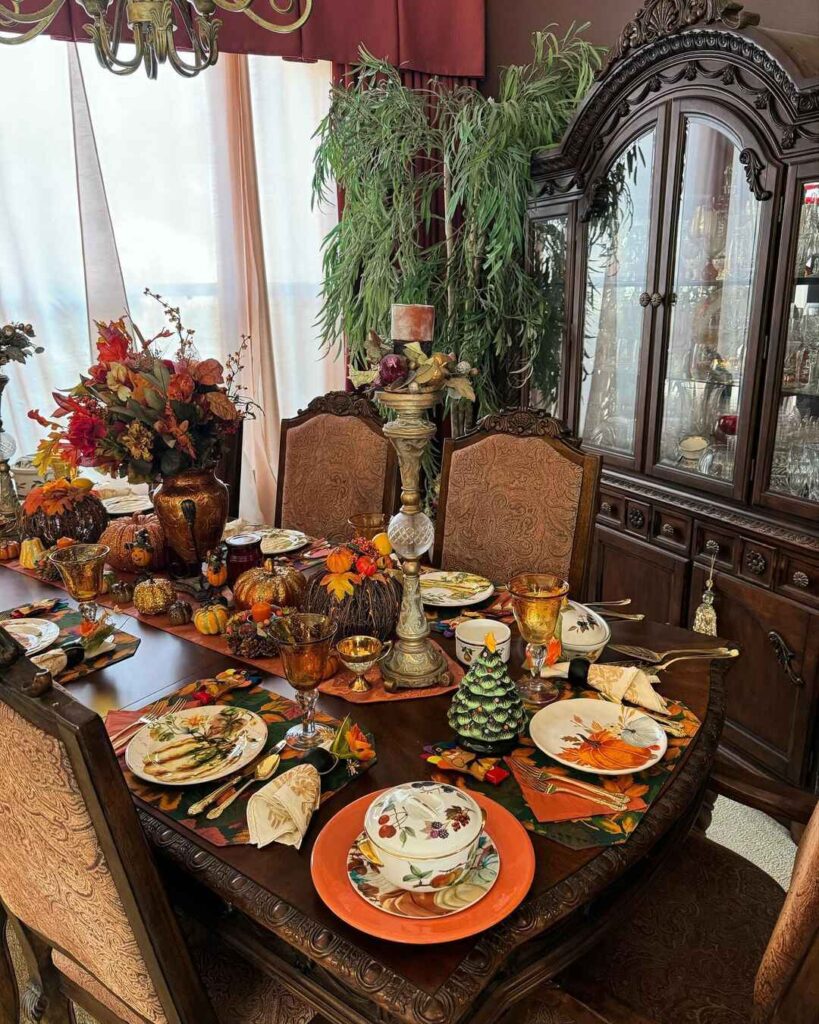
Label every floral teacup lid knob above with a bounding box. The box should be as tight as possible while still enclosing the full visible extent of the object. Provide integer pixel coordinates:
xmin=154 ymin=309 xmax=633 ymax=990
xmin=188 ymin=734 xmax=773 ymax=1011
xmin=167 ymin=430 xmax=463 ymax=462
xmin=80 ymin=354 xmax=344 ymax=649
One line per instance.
xmin=364 ymin=782 xmax=483 ymax=859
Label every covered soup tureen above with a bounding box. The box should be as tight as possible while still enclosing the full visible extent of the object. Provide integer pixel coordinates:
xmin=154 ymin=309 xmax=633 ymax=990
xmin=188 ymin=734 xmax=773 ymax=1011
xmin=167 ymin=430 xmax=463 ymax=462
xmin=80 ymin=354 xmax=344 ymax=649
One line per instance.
xmin=358 ymin=782 xmax=485 ymax=892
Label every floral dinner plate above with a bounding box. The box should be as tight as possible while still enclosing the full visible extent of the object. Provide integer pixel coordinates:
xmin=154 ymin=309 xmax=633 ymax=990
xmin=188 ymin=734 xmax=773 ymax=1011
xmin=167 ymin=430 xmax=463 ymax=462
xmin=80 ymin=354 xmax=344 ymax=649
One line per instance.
xmin=3 ymin=617 xmax=60 ymax=656
xmin=419 ymin=571 xmax=494 ymax=608
xmin=529 ymin=697 xmax=667 ymax=776
xmin=259 ymin=529 xmax=310 ymax=555
xmin=125 ymin=705 xmax=268 ymax=787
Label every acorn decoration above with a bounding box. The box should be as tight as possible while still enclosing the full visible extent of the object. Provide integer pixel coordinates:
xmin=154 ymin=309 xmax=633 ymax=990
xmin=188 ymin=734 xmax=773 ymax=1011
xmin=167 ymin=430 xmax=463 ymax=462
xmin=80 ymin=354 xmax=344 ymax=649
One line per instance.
xmin=167 ymin=599 xmax=194 ymax=626
xmin=133 ymin=577 xmax=175 ymax=616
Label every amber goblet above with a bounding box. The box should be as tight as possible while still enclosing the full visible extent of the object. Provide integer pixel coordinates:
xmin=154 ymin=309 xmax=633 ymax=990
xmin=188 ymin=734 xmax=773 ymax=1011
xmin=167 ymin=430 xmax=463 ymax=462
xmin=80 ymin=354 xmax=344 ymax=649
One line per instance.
xmin=508 ymin=572 xmax=569 ymax=705
xmin=268 ymin=613 xmax=337 ymax=750
xmin=335 ymin=635 xmax=392 ymax=693
xmin=347 ymin=512 xmax=387 ymax=540
xmin=49 ymin=544 xmax=110 ymax=628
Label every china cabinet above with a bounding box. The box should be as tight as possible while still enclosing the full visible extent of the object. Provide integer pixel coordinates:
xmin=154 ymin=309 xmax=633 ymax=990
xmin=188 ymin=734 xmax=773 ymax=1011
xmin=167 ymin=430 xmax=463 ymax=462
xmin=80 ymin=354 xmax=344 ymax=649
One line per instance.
xmin=527 ymin=0 xmax=819 ymax=789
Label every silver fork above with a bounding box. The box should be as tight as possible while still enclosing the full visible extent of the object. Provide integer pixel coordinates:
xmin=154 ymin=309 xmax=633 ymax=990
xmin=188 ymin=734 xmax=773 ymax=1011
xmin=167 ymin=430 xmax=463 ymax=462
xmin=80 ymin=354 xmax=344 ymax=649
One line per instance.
xmin=512 ymin=760 xmax=631 ymax=811
xmin=609 ymin=643 xmax=738 ymax=663
xmin=110 ymin=697 xmax=187 ymax=753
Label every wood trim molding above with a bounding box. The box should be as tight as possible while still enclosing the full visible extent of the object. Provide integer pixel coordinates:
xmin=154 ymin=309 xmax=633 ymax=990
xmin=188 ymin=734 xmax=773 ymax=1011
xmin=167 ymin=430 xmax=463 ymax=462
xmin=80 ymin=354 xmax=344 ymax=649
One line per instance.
xmin=139 ymin=661 xmax=726 ymax=1024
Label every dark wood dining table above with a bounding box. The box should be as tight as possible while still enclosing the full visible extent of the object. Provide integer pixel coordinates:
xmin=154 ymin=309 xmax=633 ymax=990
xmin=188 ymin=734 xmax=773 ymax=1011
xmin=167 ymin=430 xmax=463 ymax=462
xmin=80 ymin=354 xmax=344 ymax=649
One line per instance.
xmin=0 ymin=567 xmax=728 ymax=1024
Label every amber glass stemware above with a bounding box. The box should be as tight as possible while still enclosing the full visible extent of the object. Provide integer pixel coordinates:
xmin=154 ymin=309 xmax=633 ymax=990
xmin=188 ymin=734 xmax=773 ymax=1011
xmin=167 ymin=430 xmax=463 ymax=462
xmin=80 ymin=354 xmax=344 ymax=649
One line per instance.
xmin=49 ymin=544 xmax=110 ymax=627
xmin=268 ymin=613 xmax=337 ymax=750
xmin=347 ymin=512 xmax=387 ymax=540
xmin=508 ymin=572 xmax=569 ymax=705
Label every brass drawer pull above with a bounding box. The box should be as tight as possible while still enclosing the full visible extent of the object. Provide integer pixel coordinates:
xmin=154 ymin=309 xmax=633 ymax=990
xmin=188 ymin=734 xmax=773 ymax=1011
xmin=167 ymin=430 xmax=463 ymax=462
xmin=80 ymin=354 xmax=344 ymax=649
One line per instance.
xmin=661 ymin=523 xmax=675 ymax=538
xmin=792 ymin=570 xmax=809 ymax=589
xmin=705 ymin=539 xmax=720 ymax=556
xmin=600 ymin=501 xmax=613 ymax=515
xmin=768 ymin=631 xmax=805 ymax=688
xmin=744 ymin=550 xmax=768 ymax=576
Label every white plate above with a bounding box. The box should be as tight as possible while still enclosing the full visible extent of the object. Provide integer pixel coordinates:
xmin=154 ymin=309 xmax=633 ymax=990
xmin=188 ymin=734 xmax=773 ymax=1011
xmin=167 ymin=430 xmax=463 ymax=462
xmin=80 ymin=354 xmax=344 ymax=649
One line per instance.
xmin=125 ymin=705 xmax=268 ymax=787
xmin=4 ymin=618 xmax=60 ymax=656
xmin=529 ymin=697 xmax=667 ymax=776
xmin=419 ymin=571 xmax=494 ymax=608
xmin=102 ymin=495 xmax=154 ymax=515
xmin=259 ymin=529 xmax=310 ymax=555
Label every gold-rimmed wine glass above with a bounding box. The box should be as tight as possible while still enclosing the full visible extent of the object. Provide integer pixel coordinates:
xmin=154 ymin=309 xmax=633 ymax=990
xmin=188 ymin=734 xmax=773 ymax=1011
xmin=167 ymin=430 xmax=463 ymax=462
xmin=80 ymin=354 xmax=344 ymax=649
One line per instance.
xmin=49 ymin=543 xmax=110 ymax=628
xmin=267 ymin=613 xmax=337 ymax=750
xmin=335 ymin=635 xmax=392 ymax=693
xmin=508 ymin=572 xmax=569 ymax=706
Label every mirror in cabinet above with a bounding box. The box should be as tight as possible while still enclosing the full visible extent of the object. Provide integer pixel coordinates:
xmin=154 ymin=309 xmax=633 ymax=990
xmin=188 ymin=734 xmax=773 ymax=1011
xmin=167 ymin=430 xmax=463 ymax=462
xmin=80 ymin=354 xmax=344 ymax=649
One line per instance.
xmin=529 ymin=213 xmax=569 ymax=415
xmin=657 ymin=116 xmax=761 ymax=486
xmin=769 ymin=179 xmax=819 ymax=505
xmin=580 ymin=130 xmax=656 ymax=459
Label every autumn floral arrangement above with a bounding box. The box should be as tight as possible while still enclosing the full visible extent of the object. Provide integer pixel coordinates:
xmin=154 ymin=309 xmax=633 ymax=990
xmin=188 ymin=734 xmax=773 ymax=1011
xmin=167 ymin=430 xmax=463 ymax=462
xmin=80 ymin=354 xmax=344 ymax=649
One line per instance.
xmin=304 ymin=533 xmax=402 ymax=641
xmin=29 ymin=291 xmax=256 ymax=483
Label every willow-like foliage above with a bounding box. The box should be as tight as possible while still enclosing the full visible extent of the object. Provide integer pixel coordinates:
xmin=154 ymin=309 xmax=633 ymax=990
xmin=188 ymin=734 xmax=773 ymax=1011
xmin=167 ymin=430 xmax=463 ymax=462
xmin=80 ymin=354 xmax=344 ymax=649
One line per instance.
xmin=312 ymin=27 xmax=604 ymax=424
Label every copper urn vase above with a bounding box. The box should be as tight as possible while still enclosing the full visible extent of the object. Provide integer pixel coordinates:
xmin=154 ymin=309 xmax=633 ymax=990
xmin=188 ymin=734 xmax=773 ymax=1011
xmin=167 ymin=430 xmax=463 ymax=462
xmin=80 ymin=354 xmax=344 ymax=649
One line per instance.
xmin=152 ymin=468 xmax=228 ymax=572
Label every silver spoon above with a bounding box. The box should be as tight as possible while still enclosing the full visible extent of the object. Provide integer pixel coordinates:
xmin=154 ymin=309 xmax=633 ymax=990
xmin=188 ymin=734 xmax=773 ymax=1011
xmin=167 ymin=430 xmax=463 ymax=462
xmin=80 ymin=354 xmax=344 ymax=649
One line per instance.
xmin=206 ymin=750 xmax=283 ymax=820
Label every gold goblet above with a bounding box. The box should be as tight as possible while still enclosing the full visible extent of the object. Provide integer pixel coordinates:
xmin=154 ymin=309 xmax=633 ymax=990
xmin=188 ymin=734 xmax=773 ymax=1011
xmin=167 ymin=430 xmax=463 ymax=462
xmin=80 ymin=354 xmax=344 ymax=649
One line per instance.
xmin=347 ymin=512 xmax=387 ymax=540
xmin=267 ymin=613 xmax=337 ymax=750
xmin=335 ymin=635 xmax=392 ymax=693
xmin=49 ymin=544 xmax=110 ymax=628
xmin=508 ymin=572 xmax=569 ymax=706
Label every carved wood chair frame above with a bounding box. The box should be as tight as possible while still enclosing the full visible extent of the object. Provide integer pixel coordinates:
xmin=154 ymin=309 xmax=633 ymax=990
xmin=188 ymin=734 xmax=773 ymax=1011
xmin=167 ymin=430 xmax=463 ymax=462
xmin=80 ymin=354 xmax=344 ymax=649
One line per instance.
xmin=0 ymin=629 xmax=219 ymax=1024
xmin=433 ymin=409 xmax=602 ymax=597
xmin=274 ymin=391 xmax=400 ymax=530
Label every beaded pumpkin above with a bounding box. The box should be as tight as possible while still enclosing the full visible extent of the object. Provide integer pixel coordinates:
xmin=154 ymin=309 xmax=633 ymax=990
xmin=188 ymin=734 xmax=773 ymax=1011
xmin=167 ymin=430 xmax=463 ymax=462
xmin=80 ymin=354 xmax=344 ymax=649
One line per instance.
xmin=133 ymin=577 xmax=175 ymax=616
xmin=232 ymin=560 xmax=306 ymax=612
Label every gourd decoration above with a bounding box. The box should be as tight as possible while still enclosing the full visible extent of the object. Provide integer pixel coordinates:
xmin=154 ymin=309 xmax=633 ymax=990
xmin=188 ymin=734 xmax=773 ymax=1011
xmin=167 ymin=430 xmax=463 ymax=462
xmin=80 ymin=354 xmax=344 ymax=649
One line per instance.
xmin=304 ymin=537 xmax=401 ymax=642
xmin=233 ymin=559 xmax=306 ymax=612
xmin=205 ymin=544 xmax=229 ymax=588
xmin=167 ymin=599 xmax=194 ymax=626
xmin=0 ymin=539 xmax=20 ymax=562
xmin=99 ymin=514 xmax=166 ymax=573
xmin=22 ymin=478 xmax=108 ymax=546
xmin=110 ymin=579 xmax=134 ymax=607
xmin=193 ymin=602 xmax=230 ymax=636
xmin=19 ymin=537 xmax=46 ymax=570
xmin=133 ymin=577 xmax=175 ymax=616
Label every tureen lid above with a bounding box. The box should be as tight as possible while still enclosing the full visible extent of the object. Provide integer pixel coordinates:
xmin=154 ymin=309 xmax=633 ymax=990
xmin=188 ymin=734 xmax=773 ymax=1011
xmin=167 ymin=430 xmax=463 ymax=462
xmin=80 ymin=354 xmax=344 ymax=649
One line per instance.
xmin=560 ymin=601 xmax=610 ymax=648
xmin=364 ymin=782 xmax=483 ymax=859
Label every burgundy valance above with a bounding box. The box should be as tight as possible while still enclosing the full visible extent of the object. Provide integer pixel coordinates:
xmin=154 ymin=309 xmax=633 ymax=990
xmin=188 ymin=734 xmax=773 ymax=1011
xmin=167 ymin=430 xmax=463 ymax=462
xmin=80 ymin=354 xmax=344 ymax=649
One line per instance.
xmin=24 ymin=0 xmax=485 ymax=78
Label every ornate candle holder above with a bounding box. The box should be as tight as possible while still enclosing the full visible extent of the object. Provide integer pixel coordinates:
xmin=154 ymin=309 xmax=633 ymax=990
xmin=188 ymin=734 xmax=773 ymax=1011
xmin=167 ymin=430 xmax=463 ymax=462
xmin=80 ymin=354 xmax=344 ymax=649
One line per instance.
xmin=377 ymin=388 xmax=450 ymax=690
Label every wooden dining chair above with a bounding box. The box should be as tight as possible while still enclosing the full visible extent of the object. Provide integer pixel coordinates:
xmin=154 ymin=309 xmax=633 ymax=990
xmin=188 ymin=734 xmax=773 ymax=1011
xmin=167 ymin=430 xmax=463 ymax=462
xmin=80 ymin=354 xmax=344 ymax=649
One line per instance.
xmin=275 ymin=391 xmax=399 ymax=540
xmin=432 ymin=409 xmax=602 ymax=594
xmin=508 ymin=766 xmax=819 ymax=1024
xmin=0 ymin=627 xmax=313 ymax=1024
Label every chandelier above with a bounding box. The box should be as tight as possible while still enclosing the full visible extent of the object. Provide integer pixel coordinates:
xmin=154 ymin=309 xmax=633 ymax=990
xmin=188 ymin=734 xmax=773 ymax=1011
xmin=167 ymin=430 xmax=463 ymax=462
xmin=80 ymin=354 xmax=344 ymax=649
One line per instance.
xmin=0 ymin=0 xmax=313 ymax=77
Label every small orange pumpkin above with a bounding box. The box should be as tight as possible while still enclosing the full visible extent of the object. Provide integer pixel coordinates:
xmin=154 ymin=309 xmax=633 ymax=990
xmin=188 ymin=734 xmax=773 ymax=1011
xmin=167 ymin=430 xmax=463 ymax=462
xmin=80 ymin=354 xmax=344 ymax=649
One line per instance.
xmin=0 ymin=540 xmax=21 ymax=562
xmin=326 ymin=547 xmax=355 ymax=574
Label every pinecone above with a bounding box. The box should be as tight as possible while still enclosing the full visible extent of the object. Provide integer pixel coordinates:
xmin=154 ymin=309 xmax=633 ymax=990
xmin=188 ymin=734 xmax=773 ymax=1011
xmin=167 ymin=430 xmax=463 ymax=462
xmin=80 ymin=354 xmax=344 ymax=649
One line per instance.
xmin=33 ymin=547 xmax=60 ymax=582
xmin=225 ymin=613 xmax=278 ymax=659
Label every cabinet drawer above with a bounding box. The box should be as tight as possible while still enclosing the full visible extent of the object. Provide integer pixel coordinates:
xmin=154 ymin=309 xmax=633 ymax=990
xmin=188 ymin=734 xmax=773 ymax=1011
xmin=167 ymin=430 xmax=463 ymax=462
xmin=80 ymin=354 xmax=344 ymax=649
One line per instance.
xmin=739 ymin=539 xmax=776 ymax=588
xmin=652 ymin=509 xmax=691 ymax=553
xmin=694 ymin=522 xmax=737 ymax=572
xmin=597 ymin=492 xmax=624 ymax=526
xmin=777 ymin=554 xmax=819 ymax=610
xmin=625 ymin=500 xmax=650 ymax=538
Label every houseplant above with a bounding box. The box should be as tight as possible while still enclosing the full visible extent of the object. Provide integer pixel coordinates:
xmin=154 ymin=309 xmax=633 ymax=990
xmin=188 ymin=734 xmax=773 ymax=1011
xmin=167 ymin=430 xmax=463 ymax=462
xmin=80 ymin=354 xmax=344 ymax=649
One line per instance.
xmin=29 ymin=292 xmax=256 ymax=570
xmin=313 ymin=27 xmax=603 ymax=433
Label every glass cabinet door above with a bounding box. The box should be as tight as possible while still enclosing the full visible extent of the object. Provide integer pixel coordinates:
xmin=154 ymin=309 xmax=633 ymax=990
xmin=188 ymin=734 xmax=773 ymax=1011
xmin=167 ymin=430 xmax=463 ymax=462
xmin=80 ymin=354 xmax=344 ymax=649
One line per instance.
xmin=580 ymin=130 xmax=656 ymax=458
xmin=768 ymin=180 xmax=819 ymax=504
xmin=530 ymin=213 xmax=569 ymax=415
xmin=656 ymin=116 xmax=761 ymax=483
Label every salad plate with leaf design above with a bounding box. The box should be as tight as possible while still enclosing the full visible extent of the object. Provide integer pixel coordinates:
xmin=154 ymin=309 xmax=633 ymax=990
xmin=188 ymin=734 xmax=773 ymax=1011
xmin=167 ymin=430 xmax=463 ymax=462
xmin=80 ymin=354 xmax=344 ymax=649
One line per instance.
xmin=125 ymin=705 xmax=267 ymax=786
xmin=419 ymin=571 xmax=494 ymax=607
xmin=3 ymin=618 xmax=60 ymax=656
xmin=259 ymin=529 xmax=309 ymax=555
xmin=529 ymin=698 xmax=667 ymax=776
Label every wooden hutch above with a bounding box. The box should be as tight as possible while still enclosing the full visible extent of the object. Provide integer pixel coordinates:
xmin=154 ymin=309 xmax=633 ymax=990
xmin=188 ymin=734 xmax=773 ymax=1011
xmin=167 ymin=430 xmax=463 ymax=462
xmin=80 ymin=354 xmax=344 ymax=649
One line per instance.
xmin=526 ymin=0 xmax=819 ymax=790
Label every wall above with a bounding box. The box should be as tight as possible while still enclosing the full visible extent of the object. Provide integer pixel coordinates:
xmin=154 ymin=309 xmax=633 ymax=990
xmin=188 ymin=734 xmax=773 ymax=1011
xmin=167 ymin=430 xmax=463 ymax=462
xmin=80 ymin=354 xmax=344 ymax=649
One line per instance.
xmin=484 ymin=0 xmax=819 ymax=94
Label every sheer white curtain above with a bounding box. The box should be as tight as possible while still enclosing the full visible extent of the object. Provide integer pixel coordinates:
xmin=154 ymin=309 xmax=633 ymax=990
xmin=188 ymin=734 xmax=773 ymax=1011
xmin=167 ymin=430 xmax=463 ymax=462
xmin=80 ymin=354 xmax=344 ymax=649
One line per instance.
xmin=0 ymin=40 xmax=343 ymax=522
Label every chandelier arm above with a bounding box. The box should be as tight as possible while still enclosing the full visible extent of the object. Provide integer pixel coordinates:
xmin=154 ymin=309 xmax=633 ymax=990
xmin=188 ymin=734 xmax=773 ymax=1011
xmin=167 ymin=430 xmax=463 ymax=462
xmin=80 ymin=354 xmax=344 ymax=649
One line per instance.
xmin=212 ymin=0 xmax=311 ymax=32
xmin=0 ymin=9 xmax=62 ymax=40
xmin=85 ymin=17 xmax=147 ymax=74
xmin=164 ymin=3 xmax=217 ymax=75
xmin=0 ymin=0 xmax=64 ymax=25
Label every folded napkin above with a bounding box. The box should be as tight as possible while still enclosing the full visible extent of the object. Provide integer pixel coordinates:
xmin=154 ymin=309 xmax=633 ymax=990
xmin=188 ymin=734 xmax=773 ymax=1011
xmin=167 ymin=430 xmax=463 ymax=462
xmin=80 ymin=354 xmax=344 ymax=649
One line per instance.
xmin=543 ymin=662 xmax=668 ymax=714
xmin=247 ymin=763 xmax=321 ymax=849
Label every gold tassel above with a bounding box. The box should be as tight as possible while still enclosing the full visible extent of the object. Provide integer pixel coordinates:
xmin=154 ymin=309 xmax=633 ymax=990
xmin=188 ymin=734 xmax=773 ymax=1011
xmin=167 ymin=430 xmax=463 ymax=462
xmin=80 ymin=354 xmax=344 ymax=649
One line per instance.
xmin=694 ymin=555 xmax=718 ymax=636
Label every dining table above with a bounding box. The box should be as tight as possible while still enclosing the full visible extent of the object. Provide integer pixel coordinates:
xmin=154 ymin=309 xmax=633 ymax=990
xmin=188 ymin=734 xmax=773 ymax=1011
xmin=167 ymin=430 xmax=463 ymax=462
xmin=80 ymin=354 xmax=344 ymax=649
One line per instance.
xmin=0 ymin=565 xmax=728 ymax=1024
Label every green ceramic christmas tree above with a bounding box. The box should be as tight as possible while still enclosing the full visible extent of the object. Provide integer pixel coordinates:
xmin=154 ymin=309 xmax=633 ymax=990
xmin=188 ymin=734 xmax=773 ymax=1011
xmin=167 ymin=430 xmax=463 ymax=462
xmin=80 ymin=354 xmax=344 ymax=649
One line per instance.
xmin=447 ymin=634 xmax=527 ymax=755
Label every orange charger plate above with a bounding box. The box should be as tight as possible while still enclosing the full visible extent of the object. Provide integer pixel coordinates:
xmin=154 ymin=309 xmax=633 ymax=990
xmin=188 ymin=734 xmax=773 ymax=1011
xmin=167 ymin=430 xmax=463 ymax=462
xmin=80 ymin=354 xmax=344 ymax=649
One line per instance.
xmin=311 ymin=788 xmax=535 ymax=943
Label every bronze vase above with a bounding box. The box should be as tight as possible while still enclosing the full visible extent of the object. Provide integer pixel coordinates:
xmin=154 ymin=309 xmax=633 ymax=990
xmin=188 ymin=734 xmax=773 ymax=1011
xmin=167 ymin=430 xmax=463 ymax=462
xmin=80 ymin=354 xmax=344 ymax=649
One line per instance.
xmin=152 ymin=468 xmax=228 ymax=572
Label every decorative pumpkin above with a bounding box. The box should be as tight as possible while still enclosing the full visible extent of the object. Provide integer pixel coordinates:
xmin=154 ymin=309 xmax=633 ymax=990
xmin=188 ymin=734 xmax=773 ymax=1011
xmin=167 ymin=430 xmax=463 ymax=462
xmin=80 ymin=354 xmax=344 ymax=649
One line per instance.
xmin=110 ymin=580 xmax=134 ymax=607
xmin=133 ymin=577 xmax=175 ymax=616
xmin=304 ymin=572 xmax=402 ymax=642
xmin=205 ymin=544 xmax=229 ymax=588
xmin=193 ymin=603 xmax=230 ymax=636
xmin=19 ymin=537 xmax=46 ymax=570
xmin=327 ymin=547 xmax=355 ymax=574
xmin=0 ymin=540 xmax=20 ymax=562
xmin=99 ymin=514 xmax=166 ymax=573
xmin=22 ymin=479 xmax=108 ymax=546
xmin=233 ymin=560 xmax=306 ymax=612
xmin=167 ymin=599 xmax=194 ymax=626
